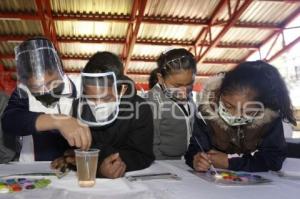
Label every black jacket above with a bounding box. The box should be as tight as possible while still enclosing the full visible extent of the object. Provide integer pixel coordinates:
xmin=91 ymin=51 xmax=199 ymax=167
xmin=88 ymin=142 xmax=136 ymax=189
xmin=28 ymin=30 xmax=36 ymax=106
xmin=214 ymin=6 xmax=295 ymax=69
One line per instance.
xmin=185 ymin=75 xmax=287 ymax=172
xmin=73 ymin=93 xmax=155 ymax=172
xmin=185 ymin=116 xmax=287 ymax=172
xmin=1 ymin=81 xmax=77 ymax=161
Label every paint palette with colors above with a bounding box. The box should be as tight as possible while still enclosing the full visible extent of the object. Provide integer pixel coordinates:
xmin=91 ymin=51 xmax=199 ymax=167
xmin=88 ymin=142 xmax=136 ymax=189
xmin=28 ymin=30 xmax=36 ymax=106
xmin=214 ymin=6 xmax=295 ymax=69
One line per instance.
xmin=191 ymin=170 xmax=271 ymax=186
xmin=0 ymin=178 xmax=51 ymax=193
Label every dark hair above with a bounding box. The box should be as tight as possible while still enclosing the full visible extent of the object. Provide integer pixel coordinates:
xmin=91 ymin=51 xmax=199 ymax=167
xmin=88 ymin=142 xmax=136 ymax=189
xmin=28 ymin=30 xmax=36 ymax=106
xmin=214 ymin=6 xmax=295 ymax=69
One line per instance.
xmin=83 ymin=51 xmax=124 ymax=80
xmin=157 ymin=48 xmax=196 ymax=78
xmin=148 ymin=68 xmax=159 ymax=89
xmin=220 ymin=60 xmax=296 ymax=125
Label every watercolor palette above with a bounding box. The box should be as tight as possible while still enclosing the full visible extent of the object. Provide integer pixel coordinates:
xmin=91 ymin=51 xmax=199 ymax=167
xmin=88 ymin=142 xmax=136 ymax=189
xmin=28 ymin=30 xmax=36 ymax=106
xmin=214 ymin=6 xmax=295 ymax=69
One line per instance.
xmin=191 ymin=170 xmax=271 ymax=186
xmin=0 ymin=177 xmax=51 ymax=193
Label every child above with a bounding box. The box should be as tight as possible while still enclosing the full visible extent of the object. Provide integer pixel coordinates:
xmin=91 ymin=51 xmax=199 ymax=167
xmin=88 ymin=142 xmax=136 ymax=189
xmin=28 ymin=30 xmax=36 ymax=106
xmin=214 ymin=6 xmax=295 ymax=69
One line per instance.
xmin=147 ymin=48 xmax=197 ymax=160
xmin=185 ymin=61 xmax=296 ymax=172
xmin=51 ymin=52 xmax=154 ymax=178
xmin=2 ymin=37 xmax=91 ymax=162
xmin=0 ymin=91 xmax=16 ymax=163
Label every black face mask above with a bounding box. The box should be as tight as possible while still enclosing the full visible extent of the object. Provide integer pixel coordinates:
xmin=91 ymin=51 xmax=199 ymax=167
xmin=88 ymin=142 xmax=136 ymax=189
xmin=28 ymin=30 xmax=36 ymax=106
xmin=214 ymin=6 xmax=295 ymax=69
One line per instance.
xmin=33 ymin=83 xmax=65 ymax=107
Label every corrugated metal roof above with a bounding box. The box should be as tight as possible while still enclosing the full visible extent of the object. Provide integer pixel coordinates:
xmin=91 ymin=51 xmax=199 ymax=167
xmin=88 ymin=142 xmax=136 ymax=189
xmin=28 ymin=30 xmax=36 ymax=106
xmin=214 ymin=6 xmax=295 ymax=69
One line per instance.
xmin=59 ymin=43 xmax=124 ymax=57
xmin=144 ymin=0 xmax=220 ymax=19
xmin=216 ymin=0 xmax=300 ymax=25
xmin=196 ymin=46 xmax=208 ymax=56
xmin=1 ymin=59 xmax=15 ymax=69
xmin=0 ymin=20 xmax=43 ymax=35
xmin=51 ymin=0 xmax=133 ymax=15
xmin=0 ymin=0 xmax=36 ymax=12
xmin=216 ymin=0 xmax=242 ymax=22
xmin=138 ymin=23 xmax=203 ymax=41
xmin=197 ymin=63 xmax=235 ymax=75
xmin=0 ymin=42 xmax=19 ymax=54
xmin=221 ymin=27 xmax=273 ymax=45
xmin=132 ymin=44 xmax=186 ymax=58
xmin=127 ymin=61 xmax=157 ymax=73
xmin=239 ymin=0 xmax=300 ymax=25
xmin=205 ymin=48 xmax=250 ymax=61
xmin=195 ymin=27 xmax=223 ymax=44
xmin=63 ymin=60 xmax=87 ymax=71
xmin=55 ymin=21 xmax=128 ymax=38
xmin=128 ymin=74 xmax=149 ymax=84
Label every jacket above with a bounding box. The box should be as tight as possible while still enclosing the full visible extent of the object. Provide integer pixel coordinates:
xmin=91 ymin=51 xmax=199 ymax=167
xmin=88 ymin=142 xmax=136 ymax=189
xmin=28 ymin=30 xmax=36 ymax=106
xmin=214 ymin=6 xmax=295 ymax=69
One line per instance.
xmin=0 ymin=92 xmax=16 ymax=163
xmin=147 ymin=83 xmax=196 ymax=160
xmin=1 ymin=80 xmax=77 ymax=161
xmin=73 ymin=90 xmax=155 ymax=172
xmin=185 ymin=75 xmax=287 ymax=172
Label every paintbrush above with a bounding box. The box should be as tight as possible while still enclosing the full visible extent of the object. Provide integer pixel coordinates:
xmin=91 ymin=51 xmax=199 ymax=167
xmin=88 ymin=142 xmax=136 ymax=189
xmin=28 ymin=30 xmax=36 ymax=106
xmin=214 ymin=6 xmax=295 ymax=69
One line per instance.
xmin=193 ymin=136 xmax=221 ymax=178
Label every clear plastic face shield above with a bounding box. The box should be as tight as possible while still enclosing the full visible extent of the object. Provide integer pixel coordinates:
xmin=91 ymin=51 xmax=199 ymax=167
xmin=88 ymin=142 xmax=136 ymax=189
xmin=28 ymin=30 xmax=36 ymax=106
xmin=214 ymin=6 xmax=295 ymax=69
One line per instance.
xmin=78 ymin=72 xmax=119 ymax=127
xmin=15 ymin=39 xmax=65 ymax=98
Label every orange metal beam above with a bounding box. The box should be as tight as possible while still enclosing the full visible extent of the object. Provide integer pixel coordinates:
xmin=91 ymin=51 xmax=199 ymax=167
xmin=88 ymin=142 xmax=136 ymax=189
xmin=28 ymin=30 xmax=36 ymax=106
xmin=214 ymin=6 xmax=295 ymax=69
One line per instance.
xmin=267 ymin=35 xmax=300 ymax=62
xmin=194 ymin=0 xmax=228 ymax=47
xmin=52 ymin=12 xmax=130 ymax=22
xmin=123 ymin=0 xmax=148 ymax=74
xmin=122 ymin=0 xmax=140 ymax=61
xmin=0 ymin=53 xmax=239 ymax=65
xmin=197 ymin=0 xmax=253 ymax=63
xmin=35 ymin=0 xmax=58 ymax=49
xmin=0 ymin=35 xmax=258 ymax=49
xmin=0 ymin=12 xmax=40 ymax=20
xmin=0 ymin=11 xmax=281 ymax=30
xmin=242 ymin=6 xmax=300 ymax=62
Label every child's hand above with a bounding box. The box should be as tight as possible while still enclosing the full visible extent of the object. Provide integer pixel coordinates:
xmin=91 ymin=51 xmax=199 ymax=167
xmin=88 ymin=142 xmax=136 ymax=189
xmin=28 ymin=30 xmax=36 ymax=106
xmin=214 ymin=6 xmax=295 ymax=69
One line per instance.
xmin=207 ymin=150 xmax=229 ymax=169
xmin=54 ymin=116 xmax=92 ymax=151
xmin=51 ymin=149 xmax=76 ymax=172
xmin=100 ymin=153 xmax=127 ymax=179
xmin=193 ymin=152 xmax=211 ymax=172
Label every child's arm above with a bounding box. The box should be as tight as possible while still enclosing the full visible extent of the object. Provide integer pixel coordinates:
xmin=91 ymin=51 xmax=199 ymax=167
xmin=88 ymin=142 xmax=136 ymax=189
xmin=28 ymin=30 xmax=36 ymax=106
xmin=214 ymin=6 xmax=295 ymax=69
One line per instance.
xmin=228 ymin=118 xmax=287 ymax=172
xmin=1 ymin=88 xmax=42 ymax=136
xmin=2 ymin=89 xmax=91 ymax=150
xmin=185 ymin=117 xmax=212 ymax=169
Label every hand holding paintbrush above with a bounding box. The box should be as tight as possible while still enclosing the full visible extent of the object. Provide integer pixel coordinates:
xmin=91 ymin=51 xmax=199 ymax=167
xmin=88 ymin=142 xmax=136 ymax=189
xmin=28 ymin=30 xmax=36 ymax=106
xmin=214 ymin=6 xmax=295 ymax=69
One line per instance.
xmin=193 ymin=136 xmax=221 ymax=178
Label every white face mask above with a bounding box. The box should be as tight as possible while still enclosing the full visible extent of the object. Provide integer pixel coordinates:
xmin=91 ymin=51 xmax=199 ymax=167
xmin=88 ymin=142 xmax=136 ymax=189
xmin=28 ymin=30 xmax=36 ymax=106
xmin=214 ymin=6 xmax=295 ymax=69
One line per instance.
xmin=162 ymin=82 xmax=192 ymax=102
xmin=218 ymin=100 xmax=256 ymax=126
xmin=86 ymin=100 xmax=118 ymax=122
xmin=78 ymin=72 xmax=120 ymax=127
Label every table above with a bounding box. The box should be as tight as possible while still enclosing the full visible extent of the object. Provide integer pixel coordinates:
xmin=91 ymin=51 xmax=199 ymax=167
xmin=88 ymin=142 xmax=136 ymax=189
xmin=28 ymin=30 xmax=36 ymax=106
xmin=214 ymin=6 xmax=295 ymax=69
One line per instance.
xmin=0 ymin=158 xmax=300 ymax=199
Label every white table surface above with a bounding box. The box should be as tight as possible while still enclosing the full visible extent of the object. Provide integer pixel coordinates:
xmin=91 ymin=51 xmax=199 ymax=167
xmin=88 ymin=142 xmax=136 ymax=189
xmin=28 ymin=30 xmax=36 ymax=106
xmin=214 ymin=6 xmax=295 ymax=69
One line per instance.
xmin=0 ymin=158 xmax=300 ymax=199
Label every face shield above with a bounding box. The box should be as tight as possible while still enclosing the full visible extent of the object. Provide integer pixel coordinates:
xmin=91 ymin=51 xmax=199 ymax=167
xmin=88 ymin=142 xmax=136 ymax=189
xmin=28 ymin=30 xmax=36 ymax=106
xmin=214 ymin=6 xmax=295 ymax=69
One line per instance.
xmin=78 ymin=72 xmax=120 ymax=127
xmin=15 ymin=39 xmax=65 ymax=98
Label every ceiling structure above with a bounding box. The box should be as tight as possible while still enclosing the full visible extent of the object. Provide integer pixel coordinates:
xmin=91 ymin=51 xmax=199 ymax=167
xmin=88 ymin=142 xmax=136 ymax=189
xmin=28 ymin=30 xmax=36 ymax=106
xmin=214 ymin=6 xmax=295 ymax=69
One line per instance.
xmin=1 ymin=0 xmax=300 ymax=93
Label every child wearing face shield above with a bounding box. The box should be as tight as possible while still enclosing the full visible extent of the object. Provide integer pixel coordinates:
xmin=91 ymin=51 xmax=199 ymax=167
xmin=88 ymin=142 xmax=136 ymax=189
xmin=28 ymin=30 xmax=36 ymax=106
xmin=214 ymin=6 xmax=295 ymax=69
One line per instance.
xmin=51 ymin=52 xmax=155 ymax=179
xmin=1 ymin=37 xmax=91 ymax=162
xmin=185 ymin=61 xmax=296 ymax=172
xmin=146 ymin=48 xmax=197 ymax=160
